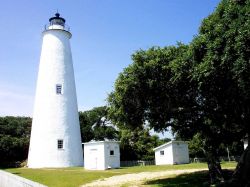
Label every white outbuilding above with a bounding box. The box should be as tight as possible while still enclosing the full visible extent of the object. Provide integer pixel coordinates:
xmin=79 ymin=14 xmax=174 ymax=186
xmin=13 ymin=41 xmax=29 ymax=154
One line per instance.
xmin=153 ymin=141 xmax=189 ymax=165
xmin=83 ymin=141 xmax=120 ymax=170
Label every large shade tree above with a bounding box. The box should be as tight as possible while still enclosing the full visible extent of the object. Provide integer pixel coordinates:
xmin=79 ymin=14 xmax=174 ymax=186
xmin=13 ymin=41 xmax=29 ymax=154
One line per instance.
xmin=190 ymin=0 xmax=250 ymax=185
xmin=108 ymin=44 xmax=190 ymax=130
xmin=108 ymin=0 xmax=250 ymax=185
xmin=108 ymin=44 xmax=231 ymax=183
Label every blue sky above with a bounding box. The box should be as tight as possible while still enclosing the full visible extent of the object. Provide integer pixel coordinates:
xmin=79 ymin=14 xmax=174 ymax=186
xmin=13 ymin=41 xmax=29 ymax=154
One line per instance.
xmin=0 ymin=0 xmax=221 ymax=118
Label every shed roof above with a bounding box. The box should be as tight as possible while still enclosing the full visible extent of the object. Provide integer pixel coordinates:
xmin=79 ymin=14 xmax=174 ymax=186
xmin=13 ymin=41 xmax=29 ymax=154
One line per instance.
xmin=82 ymin=140 xmax=120 ymax=145
xmin=153 ymin=140 xmax=188 ymax=151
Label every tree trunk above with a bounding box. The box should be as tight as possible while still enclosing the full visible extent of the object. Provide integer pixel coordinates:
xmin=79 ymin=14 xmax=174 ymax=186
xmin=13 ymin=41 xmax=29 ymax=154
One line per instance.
xmin=206 ymin=151 xmax=225 ymax=184
xmin=231 ymin=138 xmax=250 ymax=187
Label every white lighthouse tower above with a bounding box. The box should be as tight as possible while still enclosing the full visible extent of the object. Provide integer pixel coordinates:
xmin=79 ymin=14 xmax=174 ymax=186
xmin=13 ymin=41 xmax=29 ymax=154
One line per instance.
xmin=28 ymin=13 xmax=83 ymax=168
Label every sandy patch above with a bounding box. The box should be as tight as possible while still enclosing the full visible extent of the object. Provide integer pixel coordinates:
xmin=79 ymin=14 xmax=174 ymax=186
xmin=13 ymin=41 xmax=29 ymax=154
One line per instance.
xmin=81 ymin=168 xmax=208 ymax=187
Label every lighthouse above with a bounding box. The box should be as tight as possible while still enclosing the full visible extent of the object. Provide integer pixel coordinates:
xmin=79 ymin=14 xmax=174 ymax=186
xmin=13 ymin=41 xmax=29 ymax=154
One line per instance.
xmin=28 ymin=13 xmax=83 ymax=168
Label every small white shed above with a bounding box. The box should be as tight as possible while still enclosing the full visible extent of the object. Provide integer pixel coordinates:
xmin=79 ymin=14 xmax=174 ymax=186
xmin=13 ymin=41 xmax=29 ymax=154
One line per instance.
xmin=83 ymin=141 xmax=120 ymax=170
xmin=153 ymin=141 xmax=189 ymax=165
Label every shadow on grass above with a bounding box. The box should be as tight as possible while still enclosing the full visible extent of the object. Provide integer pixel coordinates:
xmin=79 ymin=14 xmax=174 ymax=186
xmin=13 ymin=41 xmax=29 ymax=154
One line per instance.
xmin=11 ymin=172 xmax=21 ymax=175
xmin=144 ymin=170 xmax=234 ymax=187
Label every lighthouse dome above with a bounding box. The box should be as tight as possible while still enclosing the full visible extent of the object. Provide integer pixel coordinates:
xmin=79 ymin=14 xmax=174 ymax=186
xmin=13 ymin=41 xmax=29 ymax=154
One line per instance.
xmin=49 ymin=13 xmax=65 ymax=26
xmin=48 ymin=13 xmax=68 ymax=30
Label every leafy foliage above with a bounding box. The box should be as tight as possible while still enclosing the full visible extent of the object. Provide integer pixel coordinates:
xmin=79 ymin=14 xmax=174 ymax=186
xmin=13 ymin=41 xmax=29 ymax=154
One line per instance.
xmin=0 ymin=116 xmax=31 ymax=167
xmin=108 ymin=44 xmax=189 ymax=131
xmin=119 ymin=128 xmax=166 ymax=161
xmin=79 ymin=106 xmax=118 ymax=142
xmin=108 ymin=0 xmax=250 ymax=184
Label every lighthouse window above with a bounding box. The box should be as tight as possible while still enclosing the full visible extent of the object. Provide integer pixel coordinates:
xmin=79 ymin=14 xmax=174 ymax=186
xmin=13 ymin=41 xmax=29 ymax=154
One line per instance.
xmin=56 ymin=84 xmax=62 ymax=94
xmin=57 ymin=139 xmax=64 ymax=149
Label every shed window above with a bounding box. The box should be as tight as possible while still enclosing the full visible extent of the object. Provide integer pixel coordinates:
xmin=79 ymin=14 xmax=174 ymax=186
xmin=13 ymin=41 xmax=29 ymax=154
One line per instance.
xmin=56 ymin=84 xmax=62 ymax=94
xmin=110 ymin=150 xmax=114 ymax=156
xmin=58 ymin=139 xmax=64 ymax=149
xmin=160 ymin=150 xmax=164 ymax=155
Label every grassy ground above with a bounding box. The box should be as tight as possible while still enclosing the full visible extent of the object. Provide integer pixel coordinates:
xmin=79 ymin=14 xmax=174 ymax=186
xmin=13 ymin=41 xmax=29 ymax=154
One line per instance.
xmin=4 ymin=162 xmax=236 ymax=187
xmin=143 ymin=169 xmax=234 ymax=187
xmin=143 ymin=170 xmax=211 ymax=187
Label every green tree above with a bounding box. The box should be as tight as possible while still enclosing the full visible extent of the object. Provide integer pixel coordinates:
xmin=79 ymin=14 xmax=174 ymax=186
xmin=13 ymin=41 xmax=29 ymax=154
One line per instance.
xmin=107 ymin=44 xmax=227 ymax=182
xmin=79 ymin=106 xmax=118 ymax=142
xmin=108 ymin=44 xmax=189 ymax=131
xmin=0 ymin=116 xmax=31 ymax=167
xmin=108 ymin=0 xmax=250 ymax=184
xmin=79 ymin=111 xmax=94 ymax=142
xmin=188 ymin=133 xmax=205 ymax=158
xmin=119 ymin=127 xmax=164 ymax=161
xmin=189 ymin=0 xmax=250 ymax=184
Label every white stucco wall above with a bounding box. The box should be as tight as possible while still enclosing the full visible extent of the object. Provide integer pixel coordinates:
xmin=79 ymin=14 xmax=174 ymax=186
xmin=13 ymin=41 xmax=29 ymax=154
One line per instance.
xmin=28 ymin=24 xmax=83 ymax=168
xmin=84 ymin=141 xmax=120 ymax=170
xmin=154 ymin=144 xmax=173 ymax=165
xmin=104 ymin=142 xmax=120 ymax=169
xmin=172 ymin=142 xmax=189 ymax=164
xmin=84 ymin=142 xmax=105 ymax=170
xmin=154 ymin=141 xmax=189 ymax=165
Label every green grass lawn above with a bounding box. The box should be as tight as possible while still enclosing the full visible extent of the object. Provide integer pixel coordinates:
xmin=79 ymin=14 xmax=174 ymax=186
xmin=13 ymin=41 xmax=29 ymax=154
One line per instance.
xmin=144 ymin=168 xmax=235 ymax=187
xmin=4 ymin=162 xmax=236 ymax=187
xmin=144 ymin=170 xmax=211 ymax=187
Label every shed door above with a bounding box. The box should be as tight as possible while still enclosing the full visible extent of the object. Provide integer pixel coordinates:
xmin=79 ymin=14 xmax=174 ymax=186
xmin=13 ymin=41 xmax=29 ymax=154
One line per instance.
xmin=89 ymin=149 xmax=98 ymax=169
xmin=173 ymin=147 xmax=180 ymax=163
